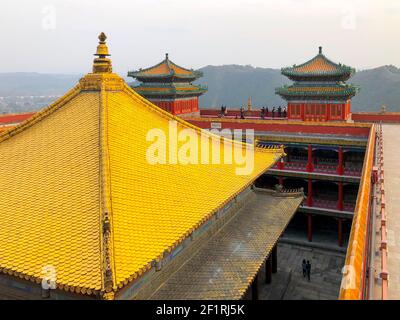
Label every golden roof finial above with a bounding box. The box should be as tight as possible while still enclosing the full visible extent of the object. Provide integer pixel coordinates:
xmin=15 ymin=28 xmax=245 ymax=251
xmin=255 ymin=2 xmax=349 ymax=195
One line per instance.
xmin=99 ymin=32 xmax=107 ymax=43
xmin=247 ymin=96 xmax=252 ymax=111
xmin=93 ymin=32 xmax=112 ymax=73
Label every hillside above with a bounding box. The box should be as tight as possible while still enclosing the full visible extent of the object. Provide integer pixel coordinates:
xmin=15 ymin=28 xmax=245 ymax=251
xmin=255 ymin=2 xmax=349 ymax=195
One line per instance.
xmin=195 ymin=65 xmax=290 ymax=108
xmin=351 ymin=65 xmax=400 ymax=112
xmin=196 ymin=65 xmax=400 ymax=112
xmin=0 ymin=73 xmax=80 ymax=96
xmin=0 ymin=65 xmax=399 ymax=113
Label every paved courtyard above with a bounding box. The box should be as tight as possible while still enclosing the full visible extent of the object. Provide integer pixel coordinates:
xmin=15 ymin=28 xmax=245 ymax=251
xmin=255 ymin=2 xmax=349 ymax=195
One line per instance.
xmin=258 ymin=242 xmax=345 ymax=300
xmin=382 ymin=124 xmax=400 ymax=299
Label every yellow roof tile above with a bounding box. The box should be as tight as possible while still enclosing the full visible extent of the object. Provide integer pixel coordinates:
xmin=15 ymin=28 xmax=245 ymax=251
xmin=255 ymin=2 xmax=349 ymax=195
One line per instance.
xmin=0 ymin=91 xmax=103 ymax=292
xmin=294 ymin=56 xmax=338 ymax=73
xmin=0 ymin=34 xmax=283 ymax=298
xmin=132 ymin=54 xmax=194 ymax=76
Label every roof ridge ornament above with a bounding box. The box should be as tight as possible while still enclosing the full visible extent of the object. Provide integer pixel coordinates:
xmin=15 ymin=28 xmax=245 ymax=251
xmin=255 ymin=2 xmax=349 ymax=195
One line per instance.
xmin=319 ymin=46 xmax=322 ymax=55
xmin=80 ymin=32 xmax=124 ymax=91
xmin=93 ymin=32 xmax=112 ymax=73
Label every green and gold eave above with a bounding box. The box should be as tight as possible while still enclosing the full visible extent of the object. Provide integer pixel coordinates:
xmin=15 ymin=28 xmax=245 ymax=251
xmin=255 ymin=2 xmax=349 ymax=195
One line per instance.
xmin=128 ymin=70 xmax=203 ymax=82
xmin=275 ymin=84 xmax=359 ymax=101
xmin=282 ymin=65 xmax=355 ymax=81
xmin=133 ymin=84 xmax=208 ymax=98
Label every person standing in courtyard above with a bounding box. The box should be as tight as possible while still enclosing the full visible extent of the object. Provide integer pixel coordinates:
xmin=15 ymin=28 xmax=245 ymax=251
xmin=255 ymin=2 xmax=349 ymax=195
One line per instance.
xmin=306 ymin=260 xmax=311 ymax=281
xmin=302 ymin=259 xmax=307 ymax=278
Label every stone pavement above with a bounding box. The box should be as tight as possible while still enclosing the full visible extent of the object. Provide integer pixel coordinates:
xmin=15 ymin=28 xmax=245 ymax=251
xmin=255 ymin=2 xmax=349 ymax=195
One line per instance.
xmin=257 ymin=242 xmax=345 ymax=300
xmin=282 ymin=223 xmax=349 ymax=250
xmin=382 ymin=125 xmax=400 ymax=299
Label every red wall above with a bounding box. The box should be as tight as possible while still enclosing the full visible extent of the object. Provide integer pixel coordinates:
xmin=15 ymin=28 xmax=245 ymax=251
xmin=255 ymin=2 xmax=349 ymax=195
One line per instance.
xmin=352 ymin=113 xmax=400 ymax=123
xmin=187 ymin=119 xmax=370 ymax=137
xmin=152 ymin=98 xmax=199 ymax=115
xmin=288 ymin=101 xmax=351 ymax=121
xmin=0 ymin=112 xmax=36 ymax=125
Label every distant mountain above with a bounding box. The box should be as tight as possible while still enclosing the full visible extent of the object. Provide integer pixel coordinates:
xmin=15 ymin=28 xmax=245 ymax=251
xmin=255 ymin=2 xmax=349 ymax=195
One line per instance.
xmin=196 ymin=65 xmax=400 ymax=112
xmin=196 ymin=65 xmax=289 ymax=108
xmin=351 ymin=65 xmax=400 ymax=112
xmin=0 ymin=65 xmax=399 ymax=113
xmin=0 ymin=73 xmax=80 ymax=97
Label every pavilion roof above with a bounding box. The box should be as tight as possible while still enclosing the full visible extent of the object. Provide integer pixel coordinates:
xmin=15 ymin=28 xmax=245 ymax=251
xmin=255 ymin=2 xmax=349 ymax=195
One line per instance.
xmin=0 ymin=34 xmax=283 ymax=299
xmin=281 ymin=47 xmax=355 ymax=80
xmin=128 ymin=53 xmax=203 ymax=80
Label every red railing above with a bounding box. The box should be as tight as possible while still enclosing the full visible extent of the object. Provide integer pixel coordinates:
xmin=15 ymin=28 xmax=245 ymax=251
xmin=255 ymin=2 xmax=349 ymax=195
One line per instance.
xmin=344 ymin=202 xmax=356 ymax=212
xmin=302 ymin=198 xmax=355 ymax=212
xmin=344 ymin=167 xmax=363 ymax=177
xmin=377 ymin=125 xmax=388 ymax=299
xmin=277 ymin=161 xmax=307 ymax=171
xmin=311 ymin=198 xmax=337 ymax=209
xmin=313 ymin=164 xmax=337 ymax=174
xmin=272 ymin=161 xmax=362 ymax=177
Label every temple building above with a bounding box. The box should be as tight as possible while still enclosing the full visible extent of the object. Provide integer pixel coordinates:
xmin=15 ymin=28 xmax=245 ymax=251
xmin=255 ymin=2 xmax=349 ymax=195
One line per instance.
xmin=187 ymin=50 xmax=394 ymax=300
xmin=2 ymin=41 xmax=400 ymax=301
xmin=128 ymin=54 xmax=207 ymax=116
xmin=0 ymin=34 xmax=304 ymax=300
xmin=276 ymin=47 xmax=358 ymax=121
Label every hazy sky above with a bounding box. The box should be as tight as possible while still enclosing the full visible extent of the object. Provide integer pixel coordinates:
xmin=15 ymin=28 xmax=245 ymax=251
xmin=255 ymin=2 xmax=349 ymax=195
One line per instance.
xmin=1 ymin=0 xmax=399 ymax=74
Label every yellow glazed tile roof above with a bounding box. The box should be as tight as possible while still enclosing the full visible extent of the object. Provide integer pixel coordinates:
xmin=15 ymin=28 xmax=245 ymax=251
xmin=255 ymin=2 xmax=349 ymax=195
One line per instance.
xmin=140 ymin=61 xmax=171 ymax=75
xmin=294 ymin=56 xmax=338 ymax=73
xmin=133 ymin=54 xmax=194 ymax=76
xmin=0 ymin=90 xmax=103 ymax=294
xmin=0 ymin=34 xmax=283 ymax=299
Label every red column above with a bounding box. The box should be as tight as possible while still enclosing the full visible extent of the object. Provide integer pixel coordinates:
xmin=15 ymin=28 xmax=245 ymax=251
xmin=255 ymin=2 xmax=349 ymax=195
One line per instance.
xmin=278 ymin=158 xmax=285 ymax=170
xmin=301 ymin=104 xmax=305 ymax=121
xmin=278 ymin=177 xmax=284 ymax=187
xmin=307 ymin=214 xmax=313 ymax=242
xmin=307 ymin=179 xmax=313 ymax=207
xmin=338 ymin=218 xmax=343 ymax=247
xmin=342 ymin=103 xmax=345 ymax=120
xmin=337 ymin=182 xmax=344 ymax=211
xmin=194 ymin=98 xmax=198 ymax=112
xmin=327 ymin=104 xmax=331 ymax=121
xmin=306 ymin=145 xmax=314 ymax=172
xmin=337 ymin=147 xmax=344 ymax=175
xmin=171 ymin=101 xmax=176 ymax=114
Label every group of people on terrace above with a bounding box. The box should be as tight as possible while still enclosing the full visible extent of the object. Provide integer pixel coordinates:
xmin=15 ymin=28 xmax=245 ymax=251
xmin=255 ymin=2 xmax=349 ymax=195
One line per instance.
xmin=260 ymin=106 xmax=287 ymax=119
xmin=219 ymin=105 xmax=287 ymax=119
